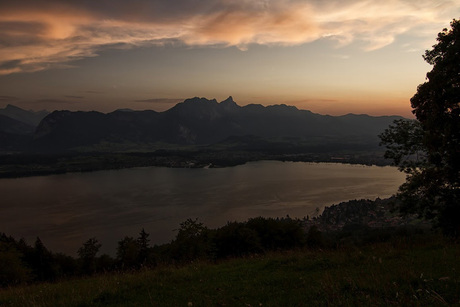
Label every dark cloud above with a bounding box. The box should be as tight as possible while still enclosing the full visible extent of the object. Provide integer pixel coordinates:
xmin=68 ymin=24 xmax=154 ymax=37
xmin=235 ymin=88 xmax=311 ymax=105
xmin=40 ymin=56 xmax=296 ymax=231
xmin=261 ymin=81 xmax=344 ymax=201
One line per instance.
xmin=0 ymin=95 xmax=19 ymax=101
xmin=64 ymin=95 xmax=85 ymax=99
xmin=35 ymin=98 xmax=80 ymax=104
xmin=0 ymin=59 xmax=22 ymax=69
xmin=0 ymin=20 xmax=45 ymax=32
xmin=0 ymin=21 xmax=48 ymax=53
xmin=84 ymin=90 xmax=103 ymax=94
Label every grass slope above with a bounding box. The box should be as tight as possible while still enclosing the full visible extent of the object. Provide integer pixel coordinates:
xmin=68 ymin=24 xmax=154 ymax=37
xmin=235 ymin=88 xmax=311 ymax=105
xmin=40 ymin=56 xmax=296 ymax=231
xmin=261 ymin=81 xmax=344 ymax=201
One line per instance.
xmin=0 ymin=235 xmax=459 ymax=306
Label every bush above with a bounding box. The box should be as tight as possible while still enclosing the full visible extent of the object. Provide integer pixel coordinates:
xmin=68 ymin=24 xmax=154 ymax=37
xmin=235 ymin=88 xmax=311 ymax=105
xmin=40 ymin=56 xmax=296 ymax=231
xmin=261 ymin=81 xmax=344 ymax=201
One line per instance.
xmin=0 ymin=242 xmax=30 ymax=286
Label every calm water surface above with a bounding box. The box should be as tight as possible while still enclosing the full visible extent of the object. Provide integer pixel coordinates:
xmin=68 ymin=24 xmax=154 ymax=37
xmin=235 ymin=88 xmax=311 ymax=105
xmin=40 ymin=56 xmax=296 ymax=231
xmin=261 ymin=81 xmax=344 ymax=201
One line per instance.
xmin=0 ymin=161 xmax=405 ymax=255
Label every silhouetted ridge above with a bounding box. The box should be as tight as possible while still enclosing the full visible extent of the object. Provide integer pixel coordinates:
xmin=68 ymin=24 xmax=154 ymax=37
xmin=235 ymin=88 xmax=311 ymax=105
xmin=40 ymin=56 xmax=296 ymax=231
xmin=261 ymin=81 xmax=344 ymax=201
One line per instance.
xmin=31 ymin=97 xmax=404 ymax=151
xmin=220 ymin=96 xmax=240 ymax=111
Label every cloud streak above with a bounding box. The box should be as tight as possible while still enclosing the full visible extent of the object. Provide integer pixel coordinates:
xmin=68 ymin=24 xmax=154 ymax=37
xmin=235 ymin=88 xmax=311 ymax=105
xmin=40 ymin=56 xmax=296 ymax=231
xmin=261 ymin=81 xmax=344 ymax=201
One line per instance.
xmin=0 ymin=0 xmax=457 ymax=74
xmin=0 ymin=95 xmax=19 ymax=102
xmin=134 ymin=98 xmax=184 ymax=104
xmin=64 ymin=95 xmax=85 ymax=99
xmin=35 ymin=98 xmax=81 ymax=105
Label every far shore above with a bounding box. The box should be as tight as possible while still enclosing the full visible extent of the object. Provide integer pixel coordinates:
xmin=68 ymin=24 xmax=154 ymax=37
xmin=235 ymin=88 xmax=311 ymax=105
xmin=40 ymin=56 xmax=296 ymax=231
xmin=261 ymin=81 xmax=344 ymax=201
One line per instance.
xmin=0 ymin=150 xmax=392 ymax=179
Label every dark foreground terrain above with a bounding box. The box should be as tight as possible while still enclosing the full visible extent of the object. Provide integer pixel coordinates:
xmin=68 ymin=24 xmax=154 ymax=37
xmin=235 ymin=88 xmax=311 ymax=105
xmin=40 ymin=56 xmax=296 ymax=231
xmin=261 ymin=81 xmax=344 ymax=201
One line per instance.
xmin=0 ymin=197 xmax=458 ymax=306
xmin=0 ymin=234 xmax=458 ymax=306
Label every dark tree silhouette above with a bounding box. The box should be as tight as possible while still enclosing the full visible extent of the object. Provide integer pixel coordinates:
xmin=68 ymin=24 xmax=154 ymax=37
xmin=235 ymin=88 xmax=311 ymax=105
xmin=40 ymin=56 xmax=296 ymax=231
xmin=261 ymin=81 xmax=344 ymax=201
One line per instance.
xmin=116 ymin=236 xmax=140 ymax=269
xmin=77 ymin=238 xmax=101 ymax=274
xmin=32 ymin=237 xmax=56 ymax=281
xmin=172 ymin=218 xmax=210 ymax=261
xmin=0 ymin=239 xmax=30 ymax=286
xmin=380 ymin=19 xmax=460 ymax=236
xmin=137 ymin=228 xmax=150 ymax=265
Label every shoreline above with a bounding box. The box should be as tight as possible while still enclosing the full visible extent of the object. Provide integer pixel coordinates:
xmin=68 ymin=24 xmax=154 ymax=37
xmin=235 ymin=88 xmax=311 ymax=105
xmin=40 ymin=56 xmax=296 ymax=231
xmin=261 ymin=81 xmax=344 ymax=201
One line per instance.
xmin=0 ymin=150 xmax=392 ymax=179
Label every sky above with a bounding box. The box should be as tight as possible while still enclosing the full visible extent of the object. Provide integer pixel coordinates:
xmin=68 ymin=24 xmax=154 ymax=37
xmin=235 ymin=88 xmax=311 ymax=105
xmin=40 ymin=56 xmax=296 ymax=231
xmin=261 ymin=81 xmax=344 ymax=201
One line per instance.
xmin=0 ymin=0 xmax=459 ymax=117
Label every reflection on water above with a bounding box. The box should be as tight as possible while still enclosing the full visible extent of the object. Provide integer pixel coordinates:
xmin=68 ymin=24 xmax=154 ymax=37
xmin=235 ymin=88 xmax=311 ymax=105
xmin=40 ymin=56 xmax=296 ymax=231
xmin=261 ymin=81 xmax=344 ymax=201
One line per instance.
xmin=0 ymin=161 xmax=405 ymax=255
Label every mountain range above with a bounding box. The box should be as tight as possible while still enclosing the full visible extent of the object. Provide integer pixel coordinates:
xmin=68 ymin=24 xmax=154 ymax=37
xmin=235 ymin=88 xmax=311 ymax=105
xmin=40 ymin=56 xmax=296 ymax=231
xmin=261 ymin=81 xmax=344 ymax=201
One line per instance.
xmin=0 ymin=97 xmax=403 ymax=153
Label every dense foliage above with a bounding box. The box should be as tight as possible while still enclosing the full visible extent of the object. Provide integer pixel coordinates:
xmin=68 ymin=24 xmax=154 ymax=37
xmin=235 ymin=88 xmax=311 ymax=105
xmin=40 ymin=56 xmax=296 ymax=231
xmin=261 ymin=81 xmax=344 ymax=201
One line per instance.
xmin=0 ymin=217 xmax=307 ymax=287
xmin=0 ymin=209 xmax=432 ymax=289
xmin=380 ymin=19 xmax=460 ymax=236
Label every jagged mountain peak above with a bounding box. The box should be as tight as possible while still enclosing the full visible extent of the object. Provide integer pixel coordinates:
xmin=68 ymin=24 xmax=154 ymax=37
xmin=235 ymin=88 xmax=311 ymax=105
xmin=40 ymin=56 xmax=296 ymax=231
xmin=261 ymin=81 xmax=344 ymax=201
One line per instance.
xmin=28 ymin=95 xmax=405 ymax=151
xmin=168 ymin=96 xmax=240 ymax=118
xmin=220 ymin=96 xmax=240 ymax=112
xmin=221 ymin=96 xmax=234 ymax=103
xmin=182 ymin=97 xmax=218 ymax=104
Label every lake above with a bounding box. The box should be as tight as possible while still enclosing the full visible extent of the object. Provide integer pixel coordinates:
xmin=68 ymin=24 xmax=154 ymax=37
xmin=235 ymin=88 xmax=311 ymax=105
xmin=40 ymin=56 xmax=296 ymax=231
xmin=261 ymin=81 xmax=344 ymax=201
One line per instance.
xmin=0 ymin=161 xmax=406 ymax=255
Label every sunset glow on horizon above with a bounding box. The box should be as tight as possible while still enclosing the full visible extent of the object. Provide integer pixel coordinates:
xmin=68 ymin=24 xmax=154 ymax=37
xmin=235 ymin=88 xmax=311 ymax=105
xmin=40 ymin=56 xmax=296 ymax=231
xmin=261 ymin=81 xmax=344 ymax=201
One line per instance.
xmin=1 ymin=0 xmax=459 ymax=117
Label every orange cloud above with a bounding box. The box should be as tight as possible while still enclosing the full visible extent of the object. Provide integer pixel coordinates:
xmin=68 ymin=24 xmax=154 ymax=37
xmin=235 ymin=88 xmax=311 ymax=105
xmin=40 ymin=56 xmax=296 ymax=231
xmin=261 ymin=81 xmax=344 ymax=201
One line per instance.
xmin=184 ymin=3 xmax=320 ymax=48
xmin=0 ymin=0 xmax=457 ymax=74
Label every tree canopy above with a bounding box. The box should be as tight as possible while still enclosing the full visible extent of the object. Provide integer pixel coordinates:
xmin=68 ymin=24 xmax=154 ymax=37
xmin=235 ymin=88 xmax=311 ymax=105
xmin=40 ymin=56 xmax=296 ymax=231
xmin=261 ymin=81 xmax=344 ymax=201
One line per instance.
xmin=380 ymin=19 xmax=460 ymax=236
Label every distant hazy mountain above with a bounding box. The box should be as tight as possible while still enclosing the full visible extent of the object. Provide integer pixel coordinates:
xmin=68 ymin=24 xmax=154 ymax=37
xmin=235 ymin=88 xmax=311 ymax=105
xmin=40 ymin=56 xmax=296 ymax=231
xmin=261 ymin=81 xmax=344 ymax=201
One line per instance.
xmin=0 ymin=104 xmax=49 ymax=127
xmin=0 ymin=114 xmax=35 ymax=135
xmin=0 ymin=105 xmax=50 ymax=152
xmin=0 ymin=114 xmax=35 ymax=151
xmin=33 ymin=97 xmax=403 ymax=151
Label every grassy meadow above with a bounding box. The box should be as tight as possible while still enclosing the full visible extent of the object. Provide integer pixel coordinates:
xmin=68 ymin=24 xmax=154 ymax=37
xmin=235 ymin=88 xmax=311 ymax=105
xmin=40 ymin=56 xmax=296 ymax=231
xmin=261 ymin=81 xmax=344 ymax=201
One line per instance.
xmin=0 ymin=234 xmax=458 ymax=306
